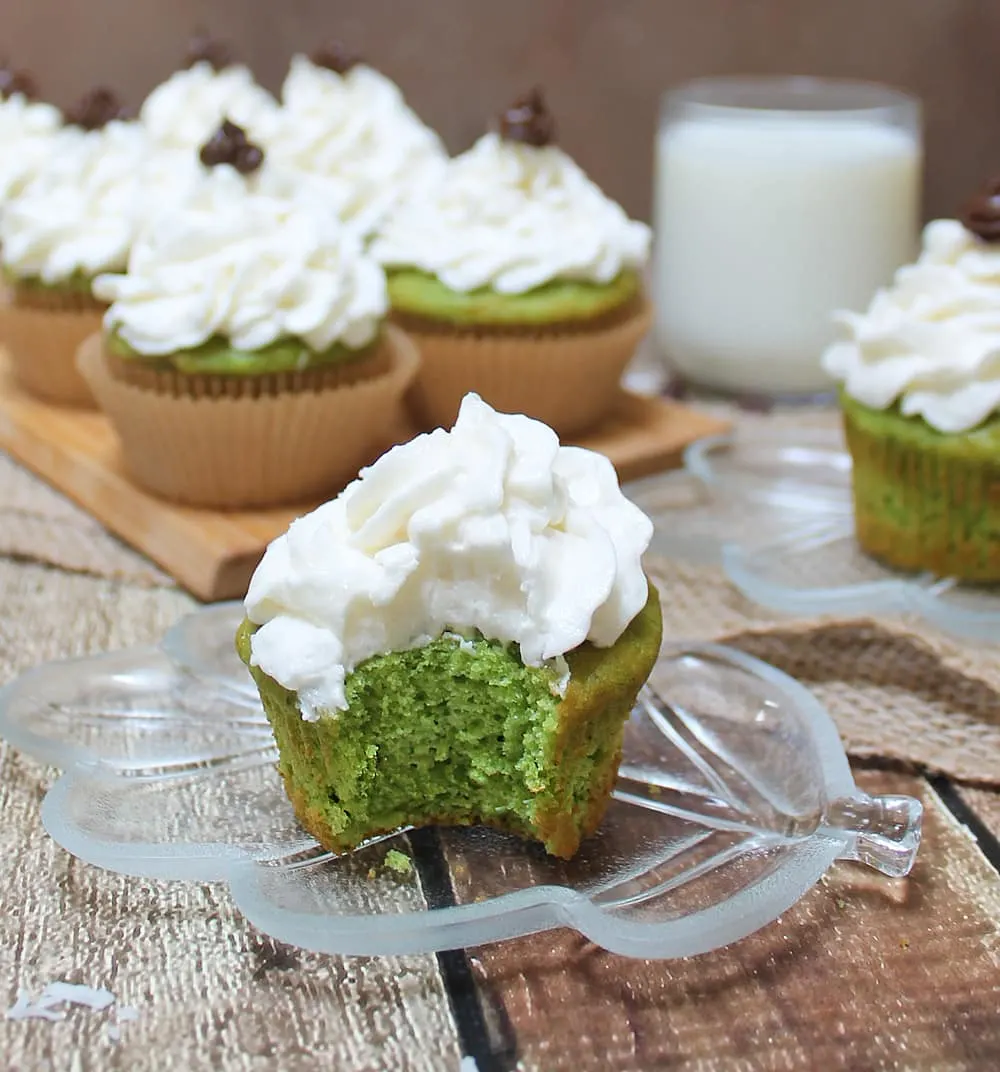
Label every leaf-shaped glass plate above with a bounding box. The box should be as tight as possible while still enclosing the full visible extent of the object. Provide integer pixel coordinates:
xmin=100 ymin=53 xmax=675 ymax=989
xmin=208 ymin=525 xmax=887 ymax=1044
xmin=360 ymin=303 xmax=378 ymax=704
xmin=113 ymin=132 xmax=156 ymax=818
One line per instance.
xmin=625 ymin=426 xmax=1000 ymax=643
xmin=0 ymin=602 xmax=921 ymax=959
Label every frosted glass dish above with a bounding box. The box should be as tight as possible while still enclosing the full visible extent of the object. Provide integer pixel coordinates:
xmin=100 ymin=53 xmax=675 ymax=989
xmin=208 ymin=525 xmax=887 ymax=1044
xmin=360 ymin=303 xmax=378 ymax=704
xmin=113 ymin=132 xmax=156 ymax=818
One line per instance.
xmin=0 ymin=602 xmax=921 ymax=959
xmin=626 ymin=427 xmax=1000 ymax=643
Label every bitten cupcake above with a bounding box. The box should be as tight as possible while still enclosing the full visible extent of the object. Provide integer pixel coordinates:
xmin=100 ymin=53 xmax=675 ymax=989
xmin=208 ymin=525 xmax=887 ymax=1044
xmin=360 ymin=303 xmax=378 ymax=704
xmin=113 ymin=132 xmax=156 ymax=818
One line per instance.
xmin=0 ymin=66 xmax=61 ymax=215
xmin=80 ymin=122 xmax=419 ymax=509
xmin=371 ymin=89 xmax=651 ymax=437
xmin=0 ymin=88 xmax=147 ymax=406
xmin=139 ymin=34 xmax=279 ymax=151
xmin=822 ymin=192 xmax=1000 ymax=582
xmin=238 ymin=393 xmax=662 ymax=859
xmin=264 ymin=42 xmax=445 ymax=238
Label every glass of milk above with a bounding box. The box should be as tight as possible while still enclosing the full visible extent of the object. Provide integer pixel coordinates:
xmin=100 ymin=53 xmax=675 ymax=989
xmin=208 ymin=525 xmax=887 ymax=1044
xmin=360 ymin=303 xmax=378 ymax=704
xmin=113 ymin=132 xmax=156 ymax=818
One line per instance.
xmin=654 ymin=77 xmax=922 ymax=400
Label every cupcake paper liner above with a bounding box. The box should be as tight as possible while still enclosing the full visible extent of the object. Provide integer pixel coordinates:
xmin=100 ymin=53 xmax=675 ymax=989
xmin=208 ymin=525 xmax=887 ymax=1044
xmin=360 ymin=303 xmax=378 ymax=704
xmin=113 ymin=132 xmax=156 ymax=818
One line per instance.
xmin=844 ymin=408 xmax=1000 ymax=583
xmin=399 ymin=299 xmax=653 ymax=438
xmin=0 ymin=287 xmax=105 ymax=407
xmin=77 ymin=326 xmax=420 ymax=510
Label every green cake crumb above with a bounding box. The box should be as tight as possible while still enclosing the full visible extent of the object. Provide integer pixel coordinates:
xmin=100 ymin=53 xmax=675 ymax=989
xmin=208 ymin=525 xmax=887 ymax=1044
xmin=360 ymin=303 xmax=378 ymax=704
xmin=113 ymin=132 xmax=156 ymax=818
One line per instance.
xmin=384 ymin=850 xmax=412 ymax=875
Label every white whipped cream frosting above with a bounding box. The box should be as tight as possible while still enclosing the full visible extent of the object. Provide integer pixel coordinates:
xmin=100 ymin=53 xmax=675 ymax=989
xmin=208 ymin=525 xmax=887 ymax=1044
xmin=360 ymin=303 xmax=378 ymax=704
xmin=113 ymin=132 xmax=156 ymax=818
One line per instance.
xmin=371 ymin=132 xmax=651 ymax=293
xmin=93 ymin=164 xmax=388 ymax=354
xmin=823 ymin=219 xmax=1000 ymax=433
xmin=140 ymin=61 xmax=279 ymax=150
xmin=0 ymin=121 xmax=193 ymax=282
xmin=264 ymin=56 xmax=446 ymax=237
xmin=245 ymin=393 xmax=653 ymax=717
xmin=0 ymin=92 xmax=62 ymax=205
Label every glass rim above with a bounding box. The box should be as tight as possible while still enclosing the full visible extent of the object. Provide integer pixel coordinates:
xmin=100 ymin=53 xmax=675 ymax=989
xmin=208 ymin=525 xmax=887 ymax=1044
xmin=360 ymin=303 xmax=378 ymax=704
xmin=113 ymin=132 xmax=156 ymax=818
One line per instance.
xmin=661 ymin=75 xmax=920 ymax=123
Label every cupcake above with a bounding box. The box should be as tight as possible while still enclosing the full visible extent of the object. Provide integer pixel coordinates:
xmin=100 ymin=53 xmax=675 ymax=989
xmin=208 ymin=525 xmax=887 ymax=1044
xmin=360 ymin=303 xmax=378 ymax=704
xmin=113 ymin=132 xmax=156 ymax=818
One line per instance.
xmin=139 ymin=34 xmax=279 ymax=151
xmin=370 ymin=89 xmax=652 ymax=437
xmin=263 ymin=43 xmax=446 ymax=238
xmin=237 ymin=392 xmax=662 ymax=859
xmin=80 ymin=121 xmax=419 ymax=509
xmin=0 ymin=88 xmax=150 ymax=406
xmin=822 ymin=194 xmax=1000 ymax=583
xmin=0 ymin=66 xmax=61 ymax=215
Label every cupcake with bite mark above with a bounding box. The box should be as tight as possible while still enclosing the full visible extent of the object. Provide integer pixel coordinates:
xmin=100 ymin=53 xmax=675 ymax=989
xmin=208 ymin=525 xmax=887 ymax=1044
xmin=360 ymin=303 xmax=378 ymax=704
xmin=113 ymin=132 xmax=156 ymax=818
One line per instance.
xmin=238 ymin=392 xmax=662 ymax=859
xmin=264 ymin=41 xmax=445 ymax=238
xmin=822 ymin=178 xmax=1000 ymax=582
xmin=80 ymin=120 xmax=418 ymax=509
xmin=371 ymin=89 xmax=651 ymax=437
xmin=0 ymin=87 xmax=150 ymax=406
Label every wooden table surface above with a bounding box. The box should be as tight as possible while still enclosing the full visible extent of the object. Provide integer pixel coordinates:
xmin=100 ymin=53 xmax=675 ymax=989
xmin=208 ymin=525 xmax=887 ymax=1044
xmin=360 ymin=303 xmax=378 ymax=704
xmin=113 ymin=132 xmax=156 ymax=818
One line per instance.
xmin=1 ymin=427 xmax=999 ymax=1070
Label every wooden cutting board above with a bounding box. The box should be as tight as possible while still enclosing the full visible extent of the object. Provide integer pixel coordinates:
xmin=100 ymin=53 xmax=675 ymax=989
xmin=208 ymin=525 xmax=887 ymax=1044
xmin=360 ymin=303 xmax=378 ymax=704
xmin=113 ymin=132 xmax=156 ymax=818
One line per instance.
xmin=0 ymin=356 xmax=728 ymax=601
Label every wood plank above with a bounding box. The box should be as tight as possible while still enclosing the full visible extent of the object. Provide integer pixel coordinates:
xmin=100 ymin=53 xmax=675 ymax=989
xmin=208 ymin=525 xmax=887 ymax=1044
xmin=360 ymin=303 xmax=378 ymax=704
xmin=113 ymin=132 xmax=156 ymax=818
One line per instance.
xmin=448 ymin=772 xmax=1000 ymax=1072
xmin=959 ymin=787 xmax=1000 ymax=844
xmin=0 ymin=354 xmax=727 ymax=603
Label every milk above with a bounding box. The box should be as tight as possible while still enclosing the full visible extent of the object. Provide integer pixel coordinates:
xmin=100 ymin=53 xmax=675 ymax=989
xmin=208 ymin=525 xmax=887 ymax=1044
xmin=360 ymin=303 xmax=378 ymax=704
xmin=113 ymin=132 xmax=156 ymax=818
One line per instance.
xmin=654 ymin=105 xmax=921 ymax=396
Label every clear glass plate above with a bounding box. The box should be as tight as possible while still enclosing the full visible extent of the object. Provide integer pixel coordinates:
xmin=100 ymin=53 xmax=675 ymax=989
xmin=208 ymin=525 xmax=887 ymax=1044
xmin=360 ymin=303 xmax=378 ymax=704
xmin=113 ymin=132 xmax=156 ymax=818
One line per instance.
xmin=625 ymin=427 xmax=1000 ymax=643
xmin=0 ymin=602 xmax=921 ymax=959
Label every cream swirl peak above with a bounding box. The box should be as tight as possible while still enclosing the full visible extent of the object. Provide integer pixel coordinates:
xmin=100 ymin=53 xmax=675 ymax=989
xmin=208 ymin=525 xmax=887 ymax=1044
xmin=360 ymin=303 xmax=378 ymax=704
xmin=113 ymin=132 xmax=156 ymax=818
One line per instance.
xmin=139 ymin=60 xmax=279 ymax=150
xmin=822 ymin=218 xmax=1000 ymax=434
xmin=371 ymin=131 xmax=650 ymax=293
xmin=245 ymin=393 xmax=653 ymax=717
xmin=93 ymin=164 xmax=388 ymax=355
xmin=263 ymin=53 xmax=446 ymax=235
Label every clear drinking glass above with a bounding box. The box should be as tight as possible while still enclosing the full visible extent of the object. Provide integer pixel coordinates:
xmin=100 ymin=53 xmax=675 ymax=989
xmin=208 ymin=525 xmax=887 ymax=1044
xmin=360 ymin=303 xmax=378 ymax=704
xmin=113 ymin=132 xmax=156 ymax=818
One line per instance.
xmin=653 ymin=77 xmax=922 ymax=401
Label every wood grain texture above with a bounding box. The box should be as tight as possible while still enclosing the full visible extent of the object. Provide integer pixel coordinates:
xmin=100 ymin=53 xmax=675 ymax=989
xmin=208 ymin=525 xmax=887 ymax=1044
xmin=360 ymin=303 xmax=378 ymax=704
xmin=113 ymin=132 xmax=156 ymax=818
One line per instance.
xmin=452 ymin=772 xmax=1000 ymax=1072
xmin=2 ymin=0 xmax=999 ymax=220
xmin=0 ymin=560 xmax=460 ymax=1072
xmin=0 ymin=356 xmax=727 ymax=601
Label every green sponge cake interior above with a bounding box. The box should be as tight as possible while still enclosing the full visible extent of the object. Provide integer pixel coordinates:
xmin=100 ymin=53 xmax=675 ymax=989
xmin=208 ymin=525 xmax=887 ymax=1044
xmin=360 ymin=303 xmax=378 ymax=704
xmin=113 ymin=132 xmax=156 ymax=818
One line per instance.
xmin=386 ymin=268 xmax=643 ymax=329
xmin=237 ymin=585 xmax=662 ymax=860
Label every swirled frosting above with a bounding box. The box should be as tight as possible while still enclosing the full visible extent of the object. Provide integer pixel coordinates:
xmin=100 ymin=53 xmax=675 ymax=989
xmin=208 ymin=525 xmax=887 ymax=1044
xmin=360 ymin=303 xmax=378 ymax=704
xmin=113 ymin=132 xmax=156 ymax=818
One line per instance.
xmin=263 ymin=55 xmax=446 ymax=236
xmin=0 ymin=92 xmax=61 ymax=205
xmin=245 ymin=392 xmax=653 ymax=716
xmin=93 ymin=164 xmax=388 ymax=355
xmin=822 ymin=219 xmax=1000 ymax=433
xmin=0 ymin=121 xmax=185 ymax=282
xmin=140 ymin=61 xmax=279 ymax=150
xmin=371 ymin=132 xmax=650 ymax=293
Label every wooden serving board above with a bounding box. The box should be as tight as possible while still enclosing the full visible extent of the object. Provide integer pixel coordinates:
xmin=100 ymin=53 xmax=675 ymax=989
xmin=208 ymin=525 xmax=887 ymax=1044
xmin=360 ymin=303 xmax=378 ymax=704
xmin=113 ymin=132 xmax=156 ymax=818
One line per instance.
xmin=0 ymin=356 xmax=727 ymax=602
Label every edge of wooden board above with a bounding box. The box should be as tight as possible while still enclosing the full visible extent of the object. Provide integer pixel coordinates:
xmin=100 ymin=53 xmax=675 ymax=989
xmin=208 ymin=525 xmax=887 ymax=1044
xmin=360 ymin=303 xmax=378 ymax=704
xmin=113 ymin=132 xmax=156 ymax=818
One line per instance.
xmin=0 ymin=362 xmax=729 ymax=601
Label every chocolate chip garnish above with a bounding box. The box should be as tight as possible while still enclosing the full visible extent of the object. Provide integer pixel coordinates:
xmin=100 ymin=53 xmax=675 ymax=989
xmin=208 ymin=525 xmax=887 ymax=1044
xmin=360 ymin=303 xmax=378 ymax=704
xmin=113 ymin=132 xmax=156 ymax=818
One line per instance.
xmin=199 ymin=118 xmax=265 ymax=175
xmin=184 ymin=32 xmax=233 ymax=72
xmin=0 ymin=63 xmax=38 ymax=101
xmin=960 ymin=176 xmax=1000 ymax=242
xmin=497 ymin=88 xmax=555 ymax=148
xmin=66 ymin=87 xmax=130 ymax=130
xmin=311 ymin=41 xmax=361 ymax=75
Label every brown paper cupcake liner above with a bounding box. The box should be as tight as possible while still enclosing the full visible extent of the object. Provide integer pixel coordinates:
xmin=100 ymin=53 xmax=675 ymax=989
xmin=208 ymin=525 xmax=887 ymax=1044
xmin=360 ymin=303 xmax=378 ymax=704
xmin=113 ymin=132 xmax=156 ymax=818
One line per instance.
xmin=397 ymin=299 xmax=652 ymax=438
xmin=0 ymin=287 xmax=104 ymax=407
xmin=77 ymin=325 xmax=421 ymax=510
xmin=844 ymin=410 xmax=1000 ymax=583
xmin=102 ymin=339 xmax=393 ymax=399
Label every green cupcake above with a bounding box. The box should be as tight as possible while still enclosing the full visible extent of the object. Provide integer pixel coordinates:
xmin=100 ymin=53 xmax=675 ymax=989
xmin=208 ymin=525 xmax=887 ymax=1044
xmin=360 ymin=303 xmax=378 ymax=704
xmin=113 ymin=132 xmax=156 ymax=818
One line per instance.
xmin=823 ymin=209 xmax=1000 ymax=583
xmin=240 ymin=393 xmax=660 ymax=859
xmin=371 ymin=90 xmax=652 ymax=437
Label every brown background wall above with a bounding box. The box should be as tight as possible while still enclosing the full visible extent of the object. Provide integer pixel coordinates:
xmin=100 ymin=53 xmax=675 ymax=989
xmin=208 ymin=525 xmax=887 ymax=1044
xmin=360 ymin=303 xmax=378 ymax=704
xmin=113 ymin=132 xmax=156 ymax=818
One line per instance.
xmin=2 ymin=0 xmax=998 ymax=222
